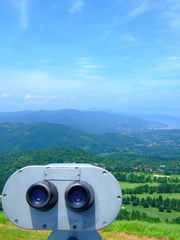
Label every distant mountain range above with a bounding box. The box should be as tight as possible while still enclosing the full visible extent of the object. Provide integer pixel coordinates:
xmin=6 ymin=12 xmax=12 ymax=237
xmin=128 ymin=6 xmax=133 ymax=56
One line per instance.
xmin=132 ymin=114 xmax=180 ymax=129
xmin=0 ymin=109 xmax=177 ymax=134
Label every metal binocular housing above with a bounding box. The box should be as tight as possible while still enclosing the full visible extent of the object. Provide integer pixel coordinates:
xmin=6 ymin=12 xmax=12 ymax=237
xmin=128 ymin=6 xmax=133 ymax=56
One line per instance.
xmin=2 ymin=163 xmax=122 ymax=240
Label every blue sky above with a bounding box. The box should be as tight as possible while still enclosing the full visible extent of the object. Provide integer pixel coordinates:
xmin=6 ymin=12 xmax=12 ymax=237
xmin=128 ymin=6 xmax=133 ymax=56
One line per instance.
xmin=0 ymin=0 xmax=180 ymax=112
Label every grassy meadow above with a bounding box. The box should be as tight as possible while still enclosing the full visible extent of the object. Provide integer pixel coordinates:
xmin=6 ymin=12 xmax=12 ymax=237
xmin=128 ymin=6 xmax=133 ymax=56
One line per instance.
xmin=124 ymin=193 xmax=180 ymax=199
xmin=0 ymin=211 xmax=180 ymax=240
xmin=120 ymin=181 xmax=160 ymax=189
xmin=124 ymin=205 xmax=180 ymax=222
xmin=0 ymin=175 xmax=179 ymax=239
xmin=105 ymin=220 xmax=180 ymax=240
xmin=120 ymin=174 xmax=180 ymax=223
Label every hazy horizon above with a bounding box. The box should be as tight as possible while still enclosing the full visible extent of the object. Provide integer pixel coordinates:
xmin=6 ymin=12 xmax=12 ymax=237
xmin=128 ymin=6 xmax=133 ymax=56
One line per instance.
xmin=0 ymin=107 xmax=180 ymax=118
xmin=0 ymin=0 xmax=180 ymax=112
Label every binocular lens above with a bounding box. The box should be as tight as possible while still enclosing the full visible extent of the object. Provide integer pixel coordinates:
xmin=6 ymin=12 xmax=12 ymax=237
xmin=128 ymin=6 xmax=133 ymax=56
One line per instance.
xmin=69 ymin=187 xmax=87 ymax=206
xmin=26 ymin=181 xmax=58 ymax=211
xmin=30 ymin=187 xmax=48 ymax=204
xmin=66 ymin=183 xmax=94 ymax=211
xmin=27 ymin=181 xmax=94 ymax=212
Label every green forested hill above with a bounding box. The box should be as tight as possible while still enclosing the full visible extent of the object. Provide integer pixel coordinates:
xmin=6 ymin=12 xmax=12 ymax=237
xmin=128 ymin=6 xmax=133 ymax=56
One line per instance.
xmin=0 ymin=122 xmax=179 ymax=193
xmin=0 ymin=122 xmax=144 ymax=154
xmin=0 ymin=145 xmax=179 ymax=193
xmin=0 ymin=147 xmax=103 ymax=192
xmin=0 ymin=123 xmax=179 ymax=155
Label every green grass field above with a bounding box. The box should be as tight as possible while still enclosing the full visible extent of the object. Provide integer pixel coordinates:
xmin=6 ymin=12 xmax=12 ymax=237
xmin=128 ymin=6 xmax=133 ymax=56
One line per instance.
xmin=1 ymin=180 xmax=179 ymax=240
xmin=120 ymin=181 xmax=159 ymax=189
xmin=0 ymin=211 xmax=180 ymax=240
xmin=0 ymin=196 xmax=2 ymax=211
xmin=105 ymin=220 xmax=180 ymax=240
xmin=121 ymin=181 xmax=180 ymax=224
xmin=124 ymin=205 xmax=180 ymax=222
xmin=125 ymin=192 xmax=180 ymax=199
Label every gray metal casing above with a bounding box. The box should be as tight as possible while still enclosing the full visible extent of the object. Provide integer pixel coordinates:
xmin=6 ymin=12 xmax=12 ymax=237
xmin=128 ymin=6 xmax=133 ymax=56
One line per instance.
xmin=2 ymin=164 xmax=122 ymax=231
xmin=48 ymin=230 xmax=102 ymax=240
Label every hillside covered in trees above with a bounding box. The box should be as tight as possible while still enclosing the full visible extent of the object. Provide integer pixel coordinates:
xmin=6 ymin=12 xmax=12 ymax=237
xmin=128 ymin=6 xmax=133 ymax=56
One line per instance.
xmin=0 ymin=122 xmax=179 ymax=155
xmin=0 ymin=146 xmax=179 ymax=193
xmin=0 ymin=116 xmax=179 ymax=229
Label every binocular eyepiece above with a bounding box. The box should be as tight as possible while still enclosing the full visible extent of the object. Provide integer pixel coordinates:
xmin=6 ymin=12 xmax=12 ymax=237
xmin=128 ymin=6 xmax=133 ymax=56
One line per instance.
xmin=26 ymin=181 xmax=94 ymax=212
xmin=26 ymin=181 xmax=58 ymax=211
xmin=65 ymin=182 xmax=94 ymax=211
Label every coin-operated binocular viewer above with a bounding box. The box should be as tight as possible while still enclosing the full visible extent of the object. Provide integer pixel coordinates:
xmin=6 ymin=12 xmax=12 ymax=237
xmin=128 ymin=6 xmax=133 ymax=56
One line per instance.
xmin=2 ymin=164 xmax=122 ymax=240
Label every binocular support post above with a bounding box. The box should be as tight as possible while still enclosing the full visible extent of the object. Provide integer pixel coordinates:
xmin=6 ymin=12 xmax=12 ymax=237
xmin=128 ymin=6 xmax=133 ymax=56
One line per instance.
xmin=48 ymin=230 xmax=102 ymax=240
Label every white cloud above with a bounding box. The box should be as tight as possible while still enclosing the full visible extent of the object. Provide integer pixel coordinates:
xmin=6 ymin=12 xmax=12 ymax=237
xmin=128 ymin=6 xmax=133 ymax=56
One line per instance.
xmin=69 ymin=0 xmax=84 ymax=14
xmin=73 ymin=69 xmax=101 ymax=80
xmin=73 ymin=57 xmax=104 ymax=80
xmin=24 ymin=94 xmax=45 ymax=100
xmin=121 ymin=34 xmax=138 ymax=42
xmin=109 ymin=1 xmax=151 ymax=27
xmin=77 ymin=57 xmax=92 ymax=65
xmin=69 ymin=96 xmax=76 ymax=101
xmin=15 ymin=61 xmax=26 ymax=65
xmin=82 ymin=65 xmax=104 ymax=69
xmin=24 ymin=94 xmax=59 ymax=100
xmin=40 ymin=59 xmax=52 ymax=64
xmin=81 ymin=75 xmax=100 ymax=80
xmin=0 ymin=67 xmax=85 ymax=96
xmin=153 ymin=56 xmax=180 ymax=72
xmin=168 ymin=56 xmax=180 ymax=60
xmin=125 ymin=1 xmax=151 ymax=21
xmin=0 ymin=93 xmax=11 ymax=98
xmin=10 ymin=0 xmax=30 ymax=29
xmin=115 ymin=98 xmax=129 ymax=103
xmin=47 ymin=95 xmax=59 ymax=99
xmin=164 ymin=0 xmax=180 ymax=30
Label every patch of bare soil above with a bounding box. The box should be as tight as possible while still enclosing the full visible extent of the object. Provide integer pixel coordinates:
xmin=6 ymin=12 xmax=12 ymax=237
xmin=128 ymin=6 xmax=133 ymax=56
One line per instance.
xmin=100 ymin=231 xmax=169 ymax=240
xmin=0 ymin=223 xmax=169 ymax=240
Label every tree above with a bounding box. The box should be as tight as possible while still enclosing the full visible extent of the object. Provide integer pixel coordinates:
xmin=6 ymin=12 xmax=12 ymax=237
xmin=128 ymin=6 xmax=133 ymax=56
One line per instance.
xmin=171 ymin=217 xmax=180 ymax=224
xmin=151 ymin=198 xmax=156 ymax=207
xmin=159 ymin=206 xmax=164 ymax=212
xmin=142 ymin=200 xmax=149 ymax=208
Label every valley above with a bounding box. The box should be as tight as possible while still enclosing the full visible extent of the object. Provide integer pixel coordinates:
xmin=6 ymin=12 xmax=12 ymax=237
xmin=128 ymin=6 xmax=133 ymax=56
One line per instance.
xmin=0 ymin=110 xmax=179 ymax=239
